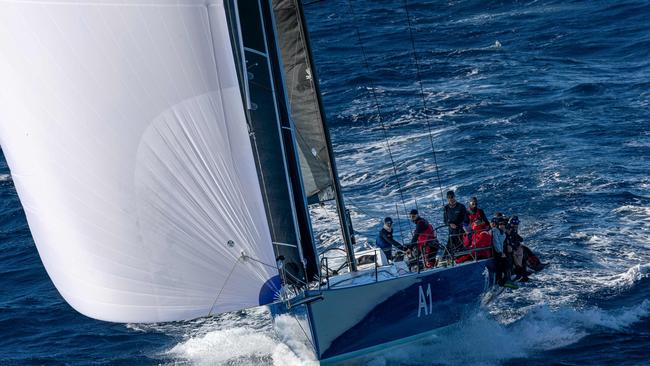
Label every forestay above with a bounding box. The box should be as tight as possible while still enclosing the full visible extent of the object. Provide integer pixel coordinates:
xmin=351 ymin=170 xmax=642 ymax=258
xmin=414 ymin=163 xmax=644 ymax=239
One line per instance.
xmin=0 ymin=0 xmax=280 ymax=323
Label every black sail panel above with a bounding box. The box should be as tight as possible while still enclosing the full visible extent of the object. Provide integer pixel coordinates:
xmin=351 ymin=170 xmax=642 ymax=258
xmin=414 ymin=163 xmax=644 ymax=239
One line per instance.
xmin=271 ymin=0 xmax=357 ymax=271
xmin=272 ymin=0 xmax=335 ymax=203
xmin=271 ymin=0 xmax=357 ymax=270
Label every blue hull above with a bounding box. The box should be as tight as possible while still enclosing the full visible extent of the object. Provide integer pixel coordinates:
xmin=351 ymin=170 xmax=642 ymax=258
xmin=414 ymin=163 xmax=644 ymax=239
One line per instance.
xmin=272 ymin=259 xmax=494 ymax=363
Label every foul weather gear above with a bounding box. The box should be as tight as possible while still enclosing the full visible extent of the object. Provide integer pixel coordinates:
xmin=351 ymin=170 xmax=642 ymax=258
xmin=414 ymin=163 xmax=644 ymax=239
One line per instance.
xmin=410 ymin=217 xmax=438 ymax=268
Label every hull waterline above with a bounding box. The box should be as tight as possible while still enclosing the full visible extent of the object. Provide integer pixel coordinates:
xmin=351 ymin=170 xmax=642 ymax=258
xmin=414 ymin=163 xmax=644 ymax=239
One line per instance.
xmin=272 ymin=258 xmax=495 ymax=363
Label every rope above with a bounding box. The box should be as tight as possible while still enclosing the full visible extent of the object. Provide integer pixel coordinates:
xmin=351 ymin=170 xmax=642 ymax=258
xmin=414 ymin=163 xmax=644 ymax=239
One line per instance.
xmin=293 ymin=315 xmax=317 ymax=350
xmin=243 ymin=254 xmax=310 ymax=287
xmin=345 ymin=196 xmax=409 ymax=247
xmin=208 ymin=258 xmax=240 ymax=316
xmin=402 ymin=0 xmax=446 ymax=207
xmin=344 ymin=0 xmax=411 ymax=231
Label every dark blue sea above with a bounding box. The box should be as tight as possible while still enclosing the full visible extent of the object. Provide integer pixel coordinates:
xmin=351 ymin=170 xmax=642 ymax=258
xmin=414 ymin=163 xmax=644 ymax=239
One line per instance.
xmin=2 ymin=0 xmax=650 ymax=364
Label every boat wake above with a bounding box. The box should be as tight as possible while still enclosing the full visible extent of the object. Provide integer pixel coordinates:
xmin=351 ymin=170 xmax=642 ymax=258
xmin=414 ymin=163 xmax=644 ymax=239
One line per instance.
xmin=155 ymin=260 xmax=650 ymax=366
xmin=159 ymin=298 xmax=650 ymax=366
xmin=352 ymin=300 xmax=650 ymax=366
xmin=164 ymin=316 xmax=318 ymax=366
xmin=167 ymin=327 xmax=309 ymax=366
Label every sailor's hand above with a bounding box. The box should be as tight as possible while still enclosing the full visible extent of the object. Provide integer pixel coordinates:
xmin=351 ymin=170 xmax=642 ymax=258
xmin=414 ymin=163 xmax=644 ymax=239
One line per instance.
xmin=450 ymin=223 xmax=457 ymax=229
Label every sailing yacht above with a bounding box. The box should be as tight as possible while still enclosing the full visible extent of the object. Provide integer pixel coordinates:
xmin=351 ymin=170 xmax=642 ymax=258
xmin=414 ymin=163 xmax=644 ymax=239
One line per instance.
xmin=0 ymin=0 xmax=495 ymax=363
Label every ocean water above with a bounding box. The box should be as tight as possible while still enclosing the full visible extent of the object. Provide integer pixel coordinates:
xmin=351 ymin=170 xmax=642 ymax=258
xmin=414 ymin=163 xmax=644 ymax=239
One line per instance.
xmin=1 ymin=0 xmax=650 ymax=365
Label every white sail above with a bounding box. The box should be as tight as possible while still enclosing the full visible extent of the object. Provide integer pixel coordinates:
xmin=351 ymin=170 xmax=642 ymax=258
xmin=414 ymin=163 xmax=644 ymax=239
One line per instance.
xmin=0 ymin=0 xmax=281 ymax=323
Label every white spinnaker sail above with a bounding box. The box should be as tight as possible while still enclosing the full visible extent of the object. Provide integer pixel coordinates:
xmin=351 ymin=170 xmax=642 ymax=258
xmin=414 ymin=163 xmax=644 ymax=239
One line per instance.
xmin=0 ymin=0 xmax=281 ymax=323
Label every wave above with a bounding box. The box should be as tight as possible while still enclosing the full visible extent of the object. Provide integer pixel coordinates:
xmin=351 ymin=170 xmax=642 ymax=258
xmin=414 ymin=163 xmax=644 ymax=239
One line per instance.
xmin=0 ymin=174 xmax=11 ymax=182
xmin=358 ymin=300 xmax=650 ymax=366
xmin=607 ymin=263 xmax=650 ymax=289
xmin=168 ymin=327 xmax=280 ymax=365
xmin=164 ymin=312 xmax=318 ymax=366
xmin=159 ymin=293 xmax=650 ymax=366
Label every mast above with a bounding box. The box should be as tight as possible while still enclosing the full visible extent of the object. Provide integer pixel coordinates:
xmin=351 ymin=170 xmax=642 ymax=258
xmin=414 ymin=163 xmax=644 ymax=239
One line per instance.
xmin=224 ymin=0 xmax=320 ymax=282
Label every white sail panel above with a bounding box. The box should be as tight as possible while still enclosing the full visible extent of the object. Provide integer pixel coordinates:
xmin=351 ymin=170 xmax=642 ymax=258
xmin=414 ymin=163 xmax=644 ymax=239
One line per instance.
xmin=0 ymin=0 xmax=280 ymax=323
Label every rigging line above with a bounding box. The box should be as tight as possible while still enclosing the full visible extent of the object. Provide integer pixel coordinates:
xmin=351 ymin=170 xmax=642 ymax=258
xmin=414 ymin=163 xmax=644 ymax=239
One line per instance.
xmin=395 ymin=202 xmax=405 ymax=245
xmin=402 ymin=0 xmax=446 ymax=208
xmin=344 ymin=0 xmax=411 ymax=225
xmin=293 ymin=314 xmax=317 ymax=350
xmin=345 ymin=196 xmax=408 ymax=246
xmin=208 ymin=257 xmax=240 ymax=316
xmin=243 ymin=254 xmax=310 ymax=286
xmin=344 ymin=196 xmax=380 ymax=224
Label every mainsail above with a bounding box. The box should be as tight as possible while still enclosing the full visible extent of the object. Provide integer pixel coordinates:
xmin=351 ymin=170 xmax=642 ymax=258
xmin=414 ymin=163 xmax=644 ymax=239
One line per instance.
xmin=272 ymin=0 xmax=335 ymax=203
xmin=0 ymin=0 xmax=281 ymax=323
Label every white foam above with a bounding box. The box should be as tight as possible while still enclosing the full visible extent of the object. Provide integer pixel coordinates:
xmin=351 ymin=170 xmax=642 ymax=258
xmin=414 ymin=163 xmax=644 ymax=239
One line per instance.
xmin=0 ymin=173 xmax=10 ymax=182
xmin=168 ymin=327 xmax=278 ymax=365
xmin=607 ymin=263 xmax=650 ymax=288
xmin=158 ymin=310 xmax=320 ymax=366
xmin=613 ymin=205 xmax=650 ymax=215
xmin=624 ymin=139 xmax=650 ymax=148
xmin=356 ymin=301 xmax=650 ymax=366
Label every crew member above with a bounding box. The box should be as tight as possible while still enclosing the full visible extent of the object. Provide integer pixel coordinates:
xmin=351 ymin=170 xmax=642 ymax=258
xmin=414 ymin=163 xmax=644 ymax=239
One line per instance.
xmin=443 ymin=190 xmax=468 ymax=256
xmin=491 ymin=217 xmax=508 ymax=286
xmin=409 ymin=209 xmax=438 ymax=268
xmin=376 ymin=217 xmax=404 ymax=262
xmin=505 ymin=216 xmax=529 ymax=282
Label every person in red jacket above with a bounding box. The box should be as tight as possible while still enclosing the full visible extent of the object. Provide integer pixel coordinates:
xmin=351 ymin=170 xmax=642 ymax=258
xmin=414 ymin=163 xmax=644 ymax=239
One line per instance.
xmin=458 ymin=197 xmax=493 ymax=263
xmin=408 ymin=209 xmax=439 ymax=268
xmin=467 ymin=196 xmax=490 ymax=233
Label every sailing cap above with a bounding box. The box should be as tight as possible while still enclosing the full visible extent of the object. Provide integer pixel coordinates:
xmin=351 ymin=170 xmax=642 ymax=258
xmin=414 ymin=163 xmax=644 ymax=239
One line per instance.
xmin=384 ymin=217 xmax=393 ymax=224
xmin=446 ymin=190 xmax=455 ymax=198
xmin=409 ymin=209 xmax=418 ymax=216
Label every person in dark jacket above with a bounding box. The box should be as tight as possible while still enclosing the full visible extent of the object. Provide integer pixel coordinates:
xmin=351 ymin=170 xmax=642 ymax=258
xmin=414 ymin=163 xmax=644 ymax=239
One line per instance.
xmin=505 ymin=216 xmax=529 ymax=282
xmin=443 ymin=190 xmax=468 ymax=256
xmin=376 ymin=217 xmax=404 ymax=262
xmin=409 ymin=209 xmax=438 ymax=268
